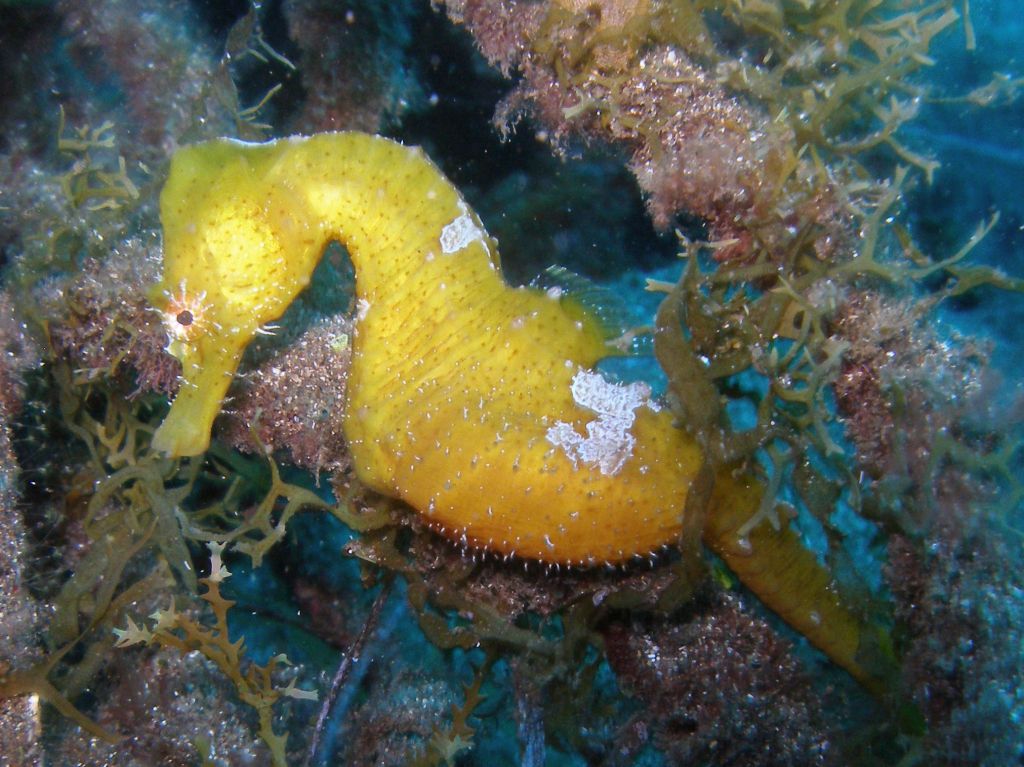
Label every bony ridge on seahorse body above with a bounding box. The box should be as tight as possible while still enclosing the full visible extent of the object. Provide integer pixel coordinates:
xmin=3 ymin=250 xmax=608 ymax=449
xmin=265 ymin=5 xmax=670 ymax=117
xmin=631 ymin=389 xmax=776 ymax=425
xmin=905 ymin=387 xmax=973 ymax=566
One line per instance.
xmin=150 ymin=132 xmax=893 ymax=692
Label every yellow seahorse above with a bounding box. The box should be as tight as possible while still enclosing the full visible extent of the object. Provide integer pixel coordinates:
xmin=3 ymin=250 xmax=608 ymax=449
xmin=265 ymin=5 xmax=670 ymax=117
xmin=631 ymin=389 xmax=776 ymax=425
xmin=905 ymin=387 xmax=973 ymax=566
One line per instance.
xmin=149 ymin=132 xmax=892 ymax=691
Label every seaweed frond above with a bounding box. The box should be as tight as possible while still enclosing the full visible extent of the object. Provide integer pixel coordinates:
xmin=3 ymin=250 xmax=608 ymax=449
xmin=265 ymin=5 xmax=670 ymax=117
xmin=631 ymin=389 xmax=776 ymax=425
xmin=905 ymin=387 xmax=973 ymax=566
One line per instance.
xmin=114 ymin=542 xmax=317 ymax=767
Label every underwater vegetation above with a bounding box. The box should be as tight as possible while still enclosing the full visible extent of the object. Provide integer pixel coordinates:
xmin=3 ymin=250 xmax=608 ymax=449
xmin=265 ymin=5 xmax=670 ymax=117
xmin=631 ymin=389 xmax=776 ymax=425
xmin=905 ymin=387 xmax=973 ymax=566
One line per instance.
xmin=0 ymin=0 xmax=1022 ymax=765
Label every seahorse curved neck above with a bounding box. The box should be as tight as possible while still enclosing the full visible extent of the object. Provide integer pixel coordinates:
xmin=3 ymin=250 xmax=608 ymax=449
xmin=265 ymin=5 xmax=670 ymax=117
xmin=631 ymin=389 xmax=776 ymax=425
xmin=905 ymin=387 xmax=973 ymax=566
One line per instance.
xmin=151 ymin=133 xmax=505 ymax=457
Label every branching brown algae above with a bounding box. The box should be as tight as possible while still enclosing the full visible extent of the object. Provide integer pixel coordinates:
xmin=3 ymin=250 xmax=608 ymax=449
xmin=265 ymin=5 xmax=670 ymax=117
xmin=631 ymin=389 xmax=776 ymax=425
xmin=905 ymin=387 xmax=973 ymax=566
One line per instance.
xmin=0 ymin=1 xmax=1022 ymax=765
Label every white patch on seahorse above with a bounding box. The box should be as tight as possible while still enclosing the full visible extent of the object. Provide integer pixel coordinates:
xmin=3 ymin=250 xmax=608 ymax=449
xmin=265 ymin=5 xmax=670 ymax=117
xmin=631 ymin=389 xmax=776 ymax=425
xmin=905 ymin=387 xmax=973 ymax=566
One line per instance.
xmin=545 ymin=369 xmax=655 ymax=476
xmin=440 ymin=200 xmax=489 ymax=256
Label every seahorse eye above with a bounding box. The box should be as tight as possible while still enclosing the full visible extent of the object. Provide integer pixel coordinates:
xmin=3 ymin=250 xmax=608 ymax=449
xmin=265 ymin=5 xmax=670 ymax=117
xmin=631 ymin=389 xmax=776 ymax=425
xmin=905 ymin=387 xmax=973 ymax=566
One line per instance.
xmin=176 ymin=310 xmax=194 ymax=326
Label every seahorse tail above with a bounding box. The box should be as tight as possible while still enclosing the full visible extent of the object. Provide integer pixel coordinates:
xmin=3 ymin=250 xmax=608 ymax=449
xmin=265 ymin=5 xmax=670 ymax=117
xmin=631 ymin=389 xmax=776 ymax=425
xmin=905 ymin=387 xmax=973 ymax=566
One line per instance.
xmin=703 ymin=467 xmax=896 ymax=695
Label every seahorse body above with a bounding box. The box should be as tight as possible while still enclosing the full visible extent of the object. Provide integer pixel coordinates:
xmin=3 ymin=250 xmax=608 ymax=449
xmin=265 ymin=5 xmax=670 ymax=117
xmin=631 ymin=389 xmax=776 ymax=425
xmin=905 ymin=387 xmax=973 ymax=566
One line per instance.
xmin=150 ymin=132 xmax=892 ymax=690
xmin=151 ymin=132 xmax=701 ymax=565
